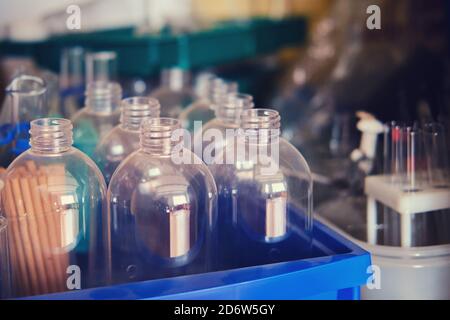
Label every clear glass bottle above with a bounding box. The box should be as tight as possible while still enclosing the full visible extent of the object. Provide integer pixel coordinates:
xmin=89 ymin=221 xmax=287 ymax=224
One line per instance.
xmin=179 ymin=77 xmax=238 ymax=133
xmin=108 ymin=118 xmax=217 ymax=284
xmin=208 ymin=109 xmax=313 ymax=269
xmin=150 ymin=68 xmax=196 ymax=118
xmin=0 ymin=118 xmax=109 ymax=298
xmin=71 ymin=81 xmax=122 ymax=158
xmin=95 ymin=97 xmax=161 ymax=185
xmin=194 ymin=92 xmax=253 ymax=162
xmin=0 ymin=75 xmax=47 ymax=167
xmin=60 ymin=47 xmax=86 ymax=118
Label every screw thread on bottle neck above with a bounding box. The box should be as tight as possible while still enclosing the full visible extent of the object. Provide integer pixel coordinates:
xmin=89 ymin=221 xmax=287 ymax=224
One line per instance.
xmin=140 ymin=118 xmax=183 ymax=155
xmin=121 ymin=97 xmax=161 ymax=131
xmin=85 ymin=81 xmax=122 ymax=113
xmin=30 ymin=118 xmax=73 ymax=154
xmin=215 ymin=93 xmax=254 ymax=124
xmin=241 ymin=109 xmax=281 ymax=144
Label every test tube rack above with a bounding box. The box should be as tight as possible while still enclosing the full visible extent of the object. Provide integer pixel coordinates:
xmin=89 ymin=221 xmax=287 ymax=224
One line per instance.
xmin=365 ymin=175 xmax=450 ymax=247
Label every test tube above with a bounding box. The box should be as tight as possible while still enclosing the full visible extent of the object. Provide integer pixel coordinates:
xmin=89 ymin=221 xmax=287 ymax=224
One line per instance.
xmin=60 ymin=47 xmax=85 ymax=89
xmin=85 ymin=51 xmax=118 ymax=84
xmin=369 ymin=122 xmax=449 ymax=247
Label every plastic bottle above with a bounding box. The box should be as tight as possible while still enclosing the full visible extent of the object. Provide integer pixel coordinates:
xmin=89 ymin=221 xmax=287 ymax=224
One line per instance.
xmin=150 ymin=68 xmax=196 ymax=118
xmin=108 ymin=117 xmax=217 ymax=283
xmin=180 ymin=76 xmax=238 ymax=133
xmin=193 ymin=91 xmax=253 ymax=162
xmin=71 ymin=81 xmax=122 ymax=158
xmin=208 ymin=109 xmax=313 ymax=268
xmin=95 ymin=97 xmax=161 ymax=185
xmin=178 ymin=73 xmax=216 ymax=132
xmin=0 ymin=118 xmax=109 ymax=297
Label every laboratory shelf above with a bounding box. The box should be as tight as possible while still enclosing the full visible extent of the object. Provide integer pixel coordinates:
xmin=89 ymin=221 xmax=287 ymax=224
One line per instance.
xmin=27 ymin=219 xmax=371 ymax=300
xmin=0 ymin=17 xmax=307 ymax=77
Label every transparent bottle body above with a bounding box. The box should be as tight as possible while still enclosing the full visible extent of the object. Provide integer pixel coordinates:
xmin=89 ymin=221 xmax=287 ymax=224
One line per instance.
xmin=194 ymin=118 xmax=239 ymax=162
xmin=71 ymin=108 xmax=121 ymax=158
xmin=179 ymin=98 xmax=215 ymax=133
xmin=0 ymin=147 xmax=109 ymax=298
xmin=108 ymin=148 xmax=218 ymax=284
xmin=95 ymin=127 xmax=140 ymax=185
xmin=209 ymin=135 xmax=313 ymax=269
xmin=151 ymin=87 xmax=196 ymax=118
xmin=207 ymin=109 xmax=313 ymax=269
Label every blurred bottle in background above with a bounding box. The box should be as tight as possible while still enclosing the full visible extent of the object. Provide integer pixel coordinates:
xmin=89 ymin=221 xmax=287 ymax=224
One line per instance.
xmin=151 ymin=68 xmax=196 ymax=118
xmin=71 ymin=81 xmax=122 ymax=158
xmin=95 ymin=96 xmax=160 ymax=185
xmin=59 ymin=47 xmax=85 ymax=118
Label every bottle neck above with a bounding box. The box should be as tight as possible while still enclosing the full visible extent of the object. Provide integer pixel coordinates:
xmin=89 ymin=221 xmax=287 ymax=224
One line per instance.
xmin=30 ymin=118 xmax=73 ymax=154
xmin=120 ymin=97 xmax=161 ymax=131
xmin=161 ymin=68 xmax=190 ymax=91
xmin=194 ymin=73 xmax=215 ymax=99
xmin=85 ymin=81 xmax=122 ymax=113
xmin=215 ymin=93 xmax=253 ymax=125
xmin=241 ymin=109 xmax=281 ymax=144
xmin=210 ymin=79 xmax=238 ymax=110
xmin=140 ymin=118 xmax=183 ymax=156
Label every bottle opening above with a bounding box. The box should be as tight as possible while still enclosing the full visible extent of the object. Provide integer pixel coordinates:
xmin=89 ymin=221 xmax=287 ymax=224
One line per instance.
xmin=85 ymin=81 xmax=122 ymax=113
xmin=215 ymin=93 xmax=254 ymax=123
xmin=140 ymin=118 xmax=183 ymax=155
xmin=6 ymin=75 xmax=47 ymax=97
xmin=29 ymin=118 xmax=73 ymax=153
xmin=121 ymin=97 xmax=161 ymax=130
xmin=241 ymin=109 xmax=281 ymax=143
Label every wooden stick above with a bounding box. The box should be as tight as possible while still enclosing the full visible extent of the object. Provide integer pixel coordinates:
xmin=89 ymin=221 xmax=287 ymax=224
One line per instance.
xmin=10 ymin=176 xmax=42 ymax=295
xmin=28 ymin=175 xmax=59 ymax=293
xmin=45 ymin=164 xmax=71 ymax=291
xmin=3 ymin=180 xmax=31 ymax=296
xmin=37 ymin=172 xmax=67 ymax=292
xmin=25 ymin=160 xmax=58 ymax=292
xmin=19 ymin=174 xmax=51 ymax=294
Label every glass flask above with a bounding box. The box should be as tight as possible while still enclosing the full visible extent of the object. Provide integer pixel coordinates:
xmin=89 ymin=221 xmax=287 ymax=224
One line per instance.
xmin=0 ymin=118 xmax=109 ymax=298
xmin=108 ymin=118 xmax=217 ymax=284
xmin=0 ymin=216 xmax=10 ymax=299
xmin=95 ymin=97 xmax=161 ymax=185
xmin=179 ymin=76 xmax=238 ymax=133
xmin=150 ymin=68 xmax=196 ymax=118
xmin=193 ymin=92 xmax=253 ymax=162
xmin=0 ymin=75 xmax=47 ymax=167
xmin=208 ymin=109 xmax=313 ymax=269
xmin=71 ymin=81 xmax=122 ymax=158
xmin=60 ymin=47 xmax=86 ymax=118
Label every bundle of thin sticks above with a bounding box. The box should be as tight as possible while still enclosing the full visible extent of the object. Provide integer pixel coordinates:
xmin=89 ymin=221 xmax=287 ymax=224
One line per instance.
xmin=2 ymin=161 xmax=70 ymax=297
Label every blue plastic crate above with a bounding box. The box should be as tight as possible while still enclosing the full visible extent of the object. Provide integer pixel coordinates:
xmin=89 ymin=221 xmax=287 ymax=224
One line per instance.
xmin=24 ymin=219 xmax=371 ymax=300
